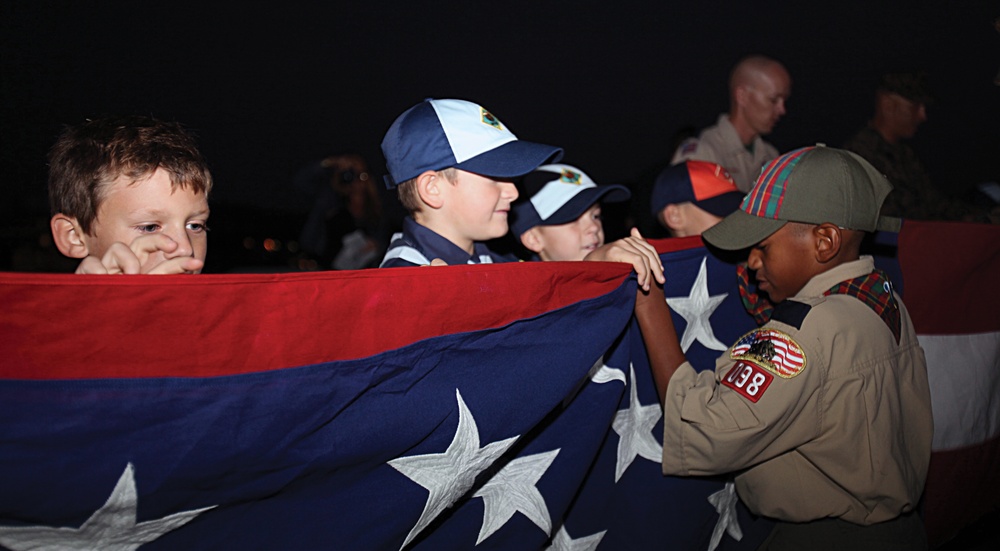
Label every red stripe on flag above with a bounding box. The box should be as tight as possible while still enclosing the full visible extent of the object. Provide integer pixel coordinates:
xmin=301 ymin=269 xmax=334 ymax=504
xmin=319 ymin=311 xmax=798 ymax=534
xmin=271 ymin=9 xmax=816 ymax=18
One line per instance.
xmin=649 ymin=236 xmax=704 ymax=254
xmin=898 ymin=220 xmax=1000 ymax=335
xmin=923 ymin=434 xmax=1000 ymax=548
xmin=0 ymin=262 xmax=631 ymax=380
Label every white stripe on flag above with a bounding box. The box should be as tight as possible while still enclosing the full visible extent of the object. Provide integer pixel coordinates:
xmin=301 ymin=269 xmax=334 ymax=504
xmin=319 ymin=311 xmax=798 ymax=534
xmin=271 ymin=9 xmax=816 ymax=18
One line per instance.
xmin=920 ymin=331 xmax=1000 ymax=450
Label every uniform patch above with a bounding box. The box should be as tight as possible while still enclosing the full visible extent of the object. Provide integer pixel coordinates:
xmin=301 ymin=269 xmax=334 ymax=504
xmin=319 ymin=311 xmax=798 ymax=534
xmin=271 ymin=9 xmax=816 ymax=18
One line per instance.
xmin=480 ymin=108 xmax=503 ymax=130
xmin=730 ymin=328 xmax=806 ymax=378
xmin=679 ymin=138 xmax=699 ymax=155
xmin=722 ymin=361 xmax=774 ymax=402
xmin=559 ymin=169 xmax=582 ymax=185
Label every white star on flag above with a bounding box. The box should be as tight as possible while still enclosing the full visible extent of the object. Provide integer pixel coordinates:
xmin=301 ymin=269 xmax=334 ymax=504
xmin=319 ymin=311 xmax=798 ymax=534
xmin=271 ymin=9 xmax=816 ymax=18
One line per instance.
xmin=587 ymin=356 xmax=626 ymax=386
xmin=666 ymin=257 xmax=729 ymax=352
xmin=612 ymin=364 xmax=663 ymax=482
xmin=564 ymin=356 xmax=626 ymax=408
xmin=546 ymin=524 xmax=606 ymax=550
xmin=0 ymin=463 xmax=215 ymax=551
xmin=388 ymin=388 xmax=519 ymax=550
xmin=473 ymin=448 xmax=559 ymax=543
xmin=706 ymin=481 xmax=743 ymax=551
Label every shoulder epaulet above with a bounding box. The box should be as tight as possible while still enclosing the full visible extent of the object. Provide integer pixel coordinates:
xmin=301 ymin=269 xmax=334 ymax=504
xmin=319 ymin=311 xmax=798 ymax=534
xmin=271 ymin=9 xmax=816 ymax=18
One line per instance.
xmin=769 ymin=300 xmax=812 ymax=330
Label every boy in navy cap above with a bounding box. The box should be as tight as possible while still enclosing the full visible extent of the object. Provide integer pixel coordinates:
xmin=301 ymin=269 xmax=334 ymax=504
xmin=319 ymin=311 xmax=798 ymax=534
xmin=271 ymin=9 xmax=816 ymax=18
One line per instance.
xmin=378 ymin=100 xmax=664 ymax=289
xmin=509 ymin=163 xmax=664 ymax=290
xmin=511 ymin=164 xmax=631 ymax=261
xmin=642 ymin=146 xmax=932 ymax=549
xmin=378 ymin=98 xmax=562 ymax=268
xmin=650 ymin=160 xmax=744 ymax=237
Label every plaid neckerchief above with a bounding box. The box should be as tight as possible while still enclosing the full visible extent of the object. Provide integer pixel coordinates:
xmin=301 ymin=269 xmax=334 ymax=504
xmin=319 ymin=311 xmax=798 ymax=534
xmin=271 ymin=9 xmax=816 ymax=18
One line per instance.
xmin=823 ymin=269 xmax=902 ymax=343
xmin=737 ymin=262 xmax=774 ymax=326
xmin=737 ymin=263 xmax=902 ymax=342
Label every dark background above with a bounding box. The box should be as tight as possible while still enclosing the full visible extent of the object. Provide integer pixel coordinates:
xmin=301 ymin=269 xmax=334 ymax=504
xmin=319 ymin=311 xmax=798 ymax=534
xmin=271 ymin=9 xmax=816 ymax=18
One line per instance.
xmin=2 ymin=1 xmax=997 ymax=272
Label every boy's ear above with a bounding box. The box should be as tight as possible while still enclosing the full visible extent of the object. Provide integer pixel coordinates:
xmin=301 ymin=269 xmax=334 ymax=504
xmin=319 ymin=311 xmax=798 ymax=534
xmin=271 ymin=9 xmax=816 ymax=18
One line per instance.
xmin=661 ymin=204 xmax=685 ymax=231
xmin=813 ymin=223 xmax=842 ymax=263
xmin=520 ymin=228 xmax=545 ymax=254
xmin=50 ymin=214 xmax=91 ymax=259
xmin=415 ymin=170 xmax=445 ymax=210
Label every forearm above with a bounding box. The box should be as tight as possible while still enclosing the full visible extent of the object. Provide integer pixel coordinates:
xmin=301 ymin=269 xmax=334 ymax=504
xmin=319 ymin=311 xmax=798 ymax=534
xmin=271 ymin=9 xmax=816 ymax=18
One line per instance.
xmin=634 ymin=283 xmax=687 ymax=405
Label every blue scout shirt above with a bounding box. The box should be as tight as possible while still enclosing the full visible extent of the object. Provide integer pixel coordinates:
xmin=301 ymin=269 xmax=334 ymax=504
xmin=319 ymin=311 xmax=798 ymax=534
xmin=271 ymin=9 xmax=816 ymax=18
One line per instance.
xmin=379 ymin=217 xmax=515 ymax=268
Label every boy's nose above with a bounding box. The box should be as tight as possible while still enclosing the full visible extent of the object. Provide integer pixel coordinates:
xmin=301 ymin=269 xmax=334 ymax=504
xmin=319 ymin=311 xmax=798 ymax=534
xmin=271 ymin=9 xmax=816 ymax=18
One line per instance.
xmin=164 ymin=230 xmax=194 ymax=258
xmin=500 ymin=181 xmax=518 ymax=201
xmin=746 ymin=249 xmax=762 ymax=270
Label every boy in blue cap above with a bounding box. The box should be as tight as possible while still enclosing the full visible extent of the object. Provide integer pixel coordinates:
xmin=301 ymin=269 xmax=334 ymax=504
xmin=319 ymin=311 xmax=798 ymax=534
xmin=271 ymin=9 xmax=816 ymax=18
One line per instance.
xmin=378 ymin=98 xmax=561 ymax=268
xmin=650 ymin=160 xmax=744 ymax=238
xmin=379 ymin=99 xmax=663 ymax=290
xmin=510 ymin=163 xmax=640 ymax=261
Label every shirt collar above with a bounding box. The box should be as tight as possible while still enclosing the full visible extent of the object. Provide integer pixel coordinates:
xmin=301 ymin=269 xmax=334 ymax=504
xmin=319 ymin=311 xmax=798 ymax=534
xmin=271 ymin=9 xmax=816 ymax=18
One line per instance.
xmin=403 ymin=217 xmax=488 ymax=265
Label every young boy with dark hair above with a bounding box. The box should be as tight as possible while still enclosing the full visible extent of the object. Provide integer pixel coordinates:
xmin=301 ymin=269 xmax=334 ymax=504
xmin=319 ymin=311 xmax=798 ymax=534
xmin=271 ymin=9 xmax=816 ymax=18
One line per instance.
xmin=48 ymin=115 xmax=213 ymax=275
xmin=378 ymin=99 xmax=663 ymax=289
xmin=641 ymin=146 xmax=933 ymax=549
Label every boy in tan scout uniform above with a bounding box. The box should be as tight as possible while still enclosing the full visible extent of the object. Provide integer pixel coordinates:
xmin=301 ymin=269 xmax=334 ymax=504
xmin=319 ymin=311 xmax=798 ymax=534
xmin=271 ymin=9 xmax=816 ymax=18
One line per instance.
xmin=640 ymin=146 xmax=933 ymax=549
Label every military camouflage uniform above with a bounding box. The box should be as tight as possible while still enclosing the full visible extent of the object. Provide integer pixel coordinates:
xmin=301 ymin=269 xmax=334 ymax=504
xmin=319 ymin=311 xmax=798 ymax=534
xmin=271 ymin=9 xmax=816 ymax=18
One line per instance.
xmin=843 ymin=126 xmax=988 ymax=222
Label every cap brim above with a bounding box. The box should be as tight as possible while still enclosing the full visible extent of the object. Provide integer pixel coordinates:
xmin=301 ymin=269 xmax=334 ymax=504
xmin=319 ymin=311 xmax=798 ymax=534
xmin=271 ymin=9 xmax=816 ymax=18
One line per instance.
xmin=702 ymin=210 xmax=787 ymax=250
xmin=541 ymin=185 xmax=631 ymax=226
xmin=876 ymin=215 xmax=902 ymax=232
xmin=510 ymin=184 xmax=630 ymax=237
xmin=456 ymin=140 xmax=563 ymax=179
xmin=695 ymin=191 xmax=745 ymax=218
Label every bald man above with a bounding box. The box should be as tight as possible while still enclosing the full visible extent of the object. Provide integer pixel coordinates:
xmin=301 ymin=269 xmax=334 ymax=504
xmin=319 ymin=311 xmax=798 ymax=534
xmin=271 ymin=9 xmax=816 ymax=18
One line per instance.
xmin=671 ymin=55 xmax=792 ymax=192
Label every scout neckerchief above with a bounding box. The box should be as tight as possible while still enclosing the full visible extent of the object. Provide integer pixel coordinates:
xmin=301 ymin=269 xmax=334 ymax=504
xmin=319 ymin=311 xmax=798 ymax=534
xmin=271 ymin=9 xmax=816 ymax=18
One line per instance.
xmin=736 ymin=263 xmax=902 ymax=343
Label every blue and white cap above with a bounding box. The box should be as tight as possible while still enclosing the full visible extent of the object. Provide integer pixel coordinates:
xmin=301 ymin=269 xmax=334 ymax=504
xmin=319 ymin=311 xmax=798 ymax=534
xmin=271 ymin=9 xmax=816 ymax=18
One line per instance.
xmin=381 ymin=98 xmax=563 ymax=187
xmin=509 ymin=164 xmax=630 ymax=237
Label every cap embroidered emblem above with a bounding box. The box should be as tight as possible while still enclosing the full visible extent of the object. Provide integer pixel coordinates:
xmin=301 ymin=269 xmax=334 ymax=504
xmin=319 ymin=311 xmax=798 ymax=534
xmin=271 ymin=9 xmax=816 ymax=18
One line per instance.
xmin=730 ymin=328 xmax=806 ymax=378
xmin=559 ymin=169 xmax=582 ymax=185
xmin=480 ymin=108 xmax=504 ymax=130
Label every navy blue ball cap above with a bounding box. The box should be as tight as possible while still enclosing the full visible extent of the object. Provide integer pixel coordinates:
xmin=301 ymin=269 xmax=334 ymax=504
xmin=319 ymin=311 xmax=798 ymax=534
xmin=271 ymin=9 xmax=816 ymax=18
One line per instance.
xmin=510 ymin=164 xmax=630 ymax=237
xmin=651 ymin=160 xmax=744 ymax=219
xmin=381 ymin=98 xmax=563 ymax=187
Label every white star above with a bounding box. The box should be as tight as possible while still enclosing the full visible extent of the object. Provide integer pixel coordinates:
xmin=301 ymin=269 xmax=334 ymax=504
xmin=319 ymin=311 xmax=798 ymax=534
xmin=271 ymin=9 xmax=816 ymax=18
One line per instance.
xmin=611 ymin=364 xmax=663 ymax=482
xmin=666 ymin=257 xmax=729 ymax=352
xmin=587 ymin=356 xmax=626 ymax=386
xmin=472 ymin=449 xmax=559 ymax=543
xmin=546 ymin=524 xmax=606 ymax=551
xmin=388 ymin=389 xmax=519 ymax=550
xmin=706 ymin=482 xmax=743 ymax=551
xmin=0 ymin=463 xmax=215 ymax=551
xmin=563 ymin=356 xmax=626 ymax=408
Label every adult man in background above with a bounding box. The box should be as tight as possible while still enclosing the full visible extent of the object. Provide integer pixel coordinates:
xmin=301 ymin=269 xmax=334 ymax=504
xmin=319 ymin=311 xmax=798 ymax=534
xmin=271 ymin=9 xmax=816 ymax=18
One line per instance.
xmin=842 ymin=71 xmax=989 ymax=222
xmin=671 ymin=55 xmax=792 ymax=192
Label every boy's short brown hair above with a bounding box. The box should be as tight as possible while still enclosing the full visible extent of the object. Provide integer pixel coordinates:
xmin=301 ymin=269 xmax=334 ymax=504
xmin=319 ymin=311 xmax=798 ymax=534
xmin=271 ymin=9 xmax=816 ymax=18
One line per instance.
xmin=48 ymin=115 xmax=213 ymax=235
xmin=396 ymin=167 xmax=458 ymax=214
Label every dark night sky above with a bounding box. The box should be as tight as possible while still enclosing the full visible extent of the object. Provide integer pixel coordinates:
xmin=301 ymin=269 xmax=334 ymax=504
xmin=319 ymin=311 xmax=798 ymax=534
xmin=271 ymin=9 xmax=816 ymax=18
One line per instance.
xmin=2 ymin=1 xmax=997 ymax=267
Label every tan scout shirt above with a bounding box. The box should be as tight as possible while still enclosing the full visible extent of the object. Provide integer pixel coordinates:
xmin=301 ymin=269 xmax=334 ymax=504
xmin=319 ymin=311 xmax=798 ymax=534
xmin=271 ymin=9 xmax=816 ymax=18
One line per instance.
xmin=662 ymin=257 xmax=933 ymax=525
xmin=670 ymin=114 xmax=779 ymax=193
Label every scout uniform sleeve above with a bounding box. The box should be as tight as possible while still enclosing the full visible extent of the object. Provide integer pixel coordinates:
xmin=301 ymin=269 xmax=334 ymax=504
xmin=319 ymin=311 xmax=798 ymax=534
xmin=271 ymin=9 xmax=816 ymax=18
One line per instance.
xmin=662 ymin=299 xmax=824 ymax=476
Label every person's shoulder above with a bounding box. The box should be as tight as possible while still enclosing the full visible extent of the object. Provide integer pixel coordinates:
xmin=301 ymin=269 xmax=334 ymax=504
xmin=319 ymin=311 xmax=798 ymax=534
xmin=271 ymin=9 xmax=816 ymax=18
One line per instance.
xmin=379 ymin=230 xmax=431 ymax=268
xmin=842 ymin=126 xmax=881 ymax=153
xmin=671 ymin=135 xmax=723 ymax=165
xmin=670 ymin=137 xmax=701 ymax=164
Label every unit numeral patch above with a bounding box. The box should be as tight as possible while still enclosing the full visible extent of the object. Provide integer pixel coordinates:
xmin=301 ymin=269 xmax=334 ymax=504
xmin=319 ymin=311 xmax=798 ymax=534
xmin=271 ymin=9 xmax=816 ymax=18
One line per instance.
xmin=722 ymin=361 xmax=774 ymax=403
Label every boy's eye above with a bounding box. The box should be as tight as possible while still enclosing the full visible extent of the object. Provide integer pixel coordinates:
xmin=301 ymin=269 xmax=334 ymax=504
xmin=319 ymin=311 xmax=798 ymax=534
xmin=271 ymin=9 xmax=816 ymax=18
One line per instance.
xmin=136 ymin=224 xmax=160 ymax=233
xmin=187 ymin=222 xmax=209 ymax=233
